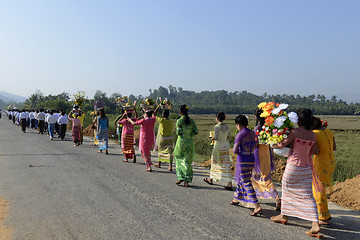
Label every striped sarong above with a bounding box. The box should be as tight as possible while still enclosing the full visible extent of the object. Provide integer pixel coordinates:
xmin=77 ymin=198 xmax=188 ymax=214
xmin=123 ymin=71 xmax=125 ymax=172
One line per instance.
xmin=157 ymin=135 xmax=174 ymax=163
xmin=281 ymin=163 xmax=318 ymax=222
xmin=72 ymin=126 xmax=81 ymax=143
xmin=98 ymin=128 xmax=109 ymax=150
xmin=122 ymin=133 xmax=135 ymax=159
xmin=234 ymin=154 xmax=258 ymax=208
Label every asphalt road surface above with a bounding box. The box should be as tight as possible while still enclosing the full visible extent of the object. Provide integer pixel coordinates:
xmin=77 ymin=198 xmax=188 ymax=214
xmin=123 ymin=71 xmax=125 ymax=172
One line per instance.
xmin=0 ymin=117 xmax=359 ymax=240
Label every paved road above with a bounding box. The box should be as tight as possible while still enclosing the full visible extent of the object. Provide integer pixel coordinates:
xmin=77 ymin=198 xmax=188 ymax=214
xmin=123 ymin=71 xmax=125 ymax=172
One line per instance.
xmin=0 ymin=117 xmax=359 ymax=240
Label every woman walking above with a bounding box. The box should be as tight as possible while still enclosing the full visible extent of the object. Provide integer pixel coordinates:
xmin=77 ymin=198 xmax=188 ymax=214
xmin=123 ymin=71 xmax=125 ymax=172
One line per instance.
xmin=68 ymin=110 xmax=81 ymax=147
xmin=203 ymin=112 xmax=233 ymax=190
xmin=118 ymin=109 xmax=137 ymax=163
xmin=230 ymin=114 xmax=262 ymax=216
xmin=252 ymin=107 xmax=281 ymax=209
xmin=312 ymin=117 xmax=336 ymax=226
xmin=173 ymin=105 xmax=198 ymax=187
xmin=154 ymin=109 xmax=174 ymax=171
xmin=271 ymin=108 xmax=323 ymax=239
xmin=97 ymin=108 xmax=109 ymax=155
xmin=129 ymin=107 xmax=158 ymax=172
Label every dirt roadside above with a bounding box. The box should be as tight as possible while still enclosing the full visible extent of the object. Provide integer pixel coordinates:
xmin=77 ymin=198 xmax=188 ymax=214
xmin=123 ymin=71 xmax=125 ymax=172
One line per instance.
xmin=196 ymin=150 xmax=360 ymax=211
xmin=0 ymin=197 xmax=12 ymax=240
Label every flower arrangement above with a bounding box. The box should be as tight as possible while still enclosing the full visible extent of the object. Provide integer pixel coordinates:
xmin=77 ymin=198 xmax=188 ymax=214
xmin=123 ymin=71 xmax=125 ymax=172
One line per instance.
xmin=159 ymin=98 xmax=173 ymax=110
xmin=255 ymin=102 xmax=298 ymax=145
xmin=73 ymin=91 xmax=86 ymax=107
xmin=141 ymin=98 xmax=156 ymax=111
xmin=116 ymin=96 xmax=134 ymax=110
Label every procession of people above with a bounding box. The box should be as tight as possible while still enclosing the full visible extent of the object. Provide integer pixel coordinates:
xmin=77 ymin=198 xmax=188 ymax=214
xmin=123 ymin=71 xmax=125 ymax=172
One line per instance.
xmin=3 ymin=98 xmax=337 ymax=239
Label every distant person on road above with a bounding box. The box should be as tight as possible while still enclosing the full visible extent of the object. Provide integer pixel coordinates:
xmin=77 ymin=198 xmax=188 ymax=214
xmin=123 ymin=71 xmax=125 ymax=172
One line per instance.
xmin=114 ymin=109 xmax=125 ymax=147
xmin=230 ymin=114 xmax=262 ymax=216
xmin=57 ymin=111 xmax=69 ymax=140
xmin=312 ymin=117 xmax=336 ymax=227
xmin=271 ymin=108 xmax=323 ymax=239
xmin=36 ymin=109 xmax=46 ymax=134
xmin=118 ymin=109 xmax=137 ymax=163
xmin=154 ymin=108 xmax=174 ymax=171
xmin=92 ymin=111 xmax=100 ymax=146
xmin=97 ymin=108 xmax=109 ymax=155
xmin=47 ymin=111 xmax=58 ymax=140
xmin=173 ymin=105 xmax=198 ymax=187
xmin=128 ymin=106 xmax=158 ymax=172
xmin=68 ymin=110 xmax=82 ymax=147
xmin=19 ymin=109 xmax=27 ymax=133
xmin=203 ymin=112 xmax=233 ymax=190
xmin=251 ymin=107 xmax=281 ymax=210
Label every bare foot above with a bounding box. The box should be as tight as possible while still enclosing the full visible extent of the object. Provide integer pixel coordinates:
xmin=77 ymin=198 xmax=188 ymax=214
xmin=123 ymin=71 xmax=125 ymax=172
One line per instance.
xmin=154 ymin=163 xmax=160 ymax=168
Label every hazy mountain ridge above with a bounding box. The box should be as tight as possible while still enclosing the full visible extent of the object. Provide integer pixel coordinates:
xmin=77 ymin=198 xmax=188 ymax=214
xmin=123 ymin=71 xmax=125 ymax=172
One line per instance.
xmin=0 ymin=91 xmax=26 ymax=103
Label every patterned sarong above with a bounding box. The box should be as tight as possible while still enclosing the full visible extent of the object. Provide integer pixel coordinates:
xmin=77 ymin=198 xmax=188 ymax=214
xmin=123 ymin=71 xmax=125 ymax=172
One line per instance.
xmin=98 ymin=128 xmax=109 ymax=150
xmin=281 ymin=163 xmax=318 ymax=222
xmin=157 ymin=135 xmax=174 ymax=163
xmin=122 ymin=133 xmax=135 ymax=159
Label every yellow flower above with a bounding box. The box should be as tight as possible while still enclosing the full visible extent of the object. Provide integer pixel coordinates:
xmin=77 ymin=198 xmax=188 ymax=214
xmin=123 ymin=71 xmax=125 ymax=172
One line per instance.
xmin=258 ymin=102 xmax=267 ymax=109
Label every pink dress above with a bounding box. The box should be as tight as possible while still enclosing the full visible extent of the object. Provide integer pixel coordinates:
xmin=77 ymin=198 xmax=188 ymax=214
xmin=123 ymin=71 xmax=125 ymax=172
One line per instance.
xmin=277 ymin=127 xmax=321 ymax=222
xmin=119 ymin=118 xmax=137 ymax=159
xmin=135 ymin=116 xmax=156 ymax=167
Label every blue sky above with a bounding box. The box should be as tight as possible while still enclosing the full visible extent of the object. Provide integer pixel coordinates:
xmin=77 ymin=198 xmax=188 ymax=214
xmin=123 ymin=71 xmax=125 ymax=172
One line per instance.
xmin=0 ymin=0 xmax=359 ymax=103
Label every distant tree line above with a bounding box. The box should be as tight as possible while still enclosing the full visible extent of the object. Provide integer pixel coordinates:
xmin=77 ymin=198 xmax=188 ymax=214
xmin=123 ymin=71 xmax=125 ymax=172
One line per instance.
xmin=148 ymin=85 xmax=360 ymax=115
xmin=12 ymin=86 xmax=360 ymax=116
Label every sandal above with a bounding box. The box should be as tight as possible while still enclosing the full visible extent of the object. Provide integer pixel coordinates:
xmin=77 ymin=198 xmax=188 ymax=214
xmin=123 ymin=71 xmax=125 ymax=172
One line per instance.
xmin=270 ymin=215 xmax=288 ymax=225
xmin=176 ymin=180 xmax=184 ymax=185
xmin=123 ymin=159 xmax=129 ymax=162
xmin=305 ymin=231 xmax=323 ymax=239
xmin=224 ymin=186 xmax=233 ymax=191
xmin=203 ymin=178 xmax=213 ymax=185
xmin=184 ymin=182 xmax=189 ymax=188
xmin=146 ymin=168 xmax=152 ymax=172
xmin=230 ymin=200 xmax=240 ymax=206
xmin=250 ymin=208 xmax=263 ymax=217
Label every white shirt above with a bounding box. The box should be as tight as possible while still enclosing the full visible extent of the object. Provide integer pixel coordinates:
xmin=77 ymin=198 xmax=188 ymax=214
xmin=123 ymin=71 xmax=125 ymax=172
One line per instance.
xmin=29 ymin=112 xmax=36 ymax=120
xmin=20 ymin=112 xmax=27 ymax=119
xmin=36 ymin=112 xmax=46 ymax=121
xmin=47 ymin=115 xmax=57 ymax=124
xmin=57 ymin=115 xmax=68 ymax=125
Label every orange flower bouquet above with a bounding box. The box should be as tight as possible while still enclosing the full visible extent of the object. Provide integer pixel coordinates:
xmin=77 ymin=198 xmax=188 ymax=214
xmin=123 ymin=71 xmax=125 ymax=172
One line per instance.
xmin=255 ymin=102 xmax=298 ymax=146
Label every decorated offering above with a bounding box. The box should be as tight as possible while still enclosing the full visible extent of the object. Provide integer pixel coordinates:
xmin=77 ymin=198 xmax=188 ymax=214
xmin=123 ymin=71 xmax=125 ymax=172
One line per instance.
xmin=116 ymin=96 xmax=134 ymax=111
xmin=73 ymin=91 xmax=86 ymax=107
xmin=141 ymin=98 xmax=156 ymax=111
xmin=159 ymin=98 xmax=173 ymax=110
xmin=255 ymin=102 xmax=298 ymax=145
xmin=209 ymin=131 xmax=215 ymax=146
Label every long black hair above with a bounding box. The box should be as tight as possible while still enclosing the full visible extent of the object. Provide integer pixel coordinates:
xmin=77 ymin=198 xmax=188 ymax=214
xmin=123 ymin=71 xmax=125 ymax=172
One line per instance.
xmin=179 ymin=105 xmax=190 ymax=125
xmin=255 ymin=108 xmax=265 ymax=127
xmin=99 ymin=108 xmax=106 ymax=118
xmin=297 ymin=108 xmax=314 ymax=130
